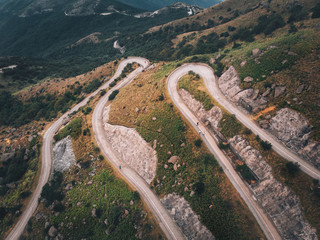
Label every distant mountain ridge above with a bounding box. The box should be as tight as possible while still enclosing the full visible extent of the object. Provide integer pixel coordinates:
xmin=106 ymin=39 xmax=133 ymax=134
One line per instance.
xmin=118 ymin=0 xmax=223 ymax=10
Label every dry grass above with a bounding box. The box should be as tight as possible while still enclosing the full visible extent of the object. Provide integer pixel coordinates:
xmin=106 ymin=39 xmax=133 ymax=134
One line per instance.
xmin=108 ymin=62 xmax=265 ymax=239
xmin=16 ymin=60 xmax=118 ymax=101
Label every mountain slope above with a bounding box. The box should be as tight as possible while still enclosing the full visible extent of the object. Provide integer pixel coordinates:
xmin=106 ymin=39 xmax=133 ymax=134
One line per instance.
xmin=118 ymin=0 xmax=223 ymax=10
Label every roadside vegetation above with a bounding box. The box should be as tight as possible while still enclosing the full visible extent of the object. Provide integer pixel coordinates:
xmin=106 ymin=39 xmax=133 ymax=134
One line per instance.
xmin=108 ymin=62 xmax=265 ymax=239
xmin=178 ymin=62 xmax=320 ymax=237
xmin=0 ymin=135 xmax=40 ymax=238
xmin=26 ymin=100 xmax=163 ymax=240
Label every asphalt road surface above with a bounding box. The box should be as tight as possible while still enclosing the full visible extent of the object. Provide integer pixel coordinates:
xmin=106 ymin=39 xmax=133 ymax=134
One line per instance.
xmin=5 ymin=57 xmax=157 ymax=240
xmin=167 ymin=64 xmax=282 ymax=240
xmin=92 ymin=58 xmax=186 ymax=240
xmin=9 ymin=59 xmax=317 ymax=240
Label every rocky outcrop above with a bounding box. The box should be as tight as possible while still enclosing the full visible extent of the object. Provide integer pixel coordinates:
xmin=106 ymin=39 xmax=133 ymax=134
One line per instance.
xmin=218 ymin=66 xmax=268 ymax=113
xmin=53 ymin=136 xmax=76 ymax=173
xmin=103 ymin=105 xmax=157 ymax=184
xmin=229 ymin=135 xmax=317 ymax=240
xmin=266 ymin=108 xmax=320 ymax=169
xmin=179 ymin=89 xmax=222 ymax=129
xmin=161 ymin=193 xmax=215 ymax=240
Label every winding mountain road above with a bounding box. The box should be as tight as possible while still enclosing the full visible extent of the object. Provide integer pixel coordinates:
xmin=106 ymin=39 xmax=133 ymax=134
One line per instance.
xmin=5 ymin=57 xmax=160 ymax=240
xmin=92 ymin=58 xmax=185 ymax=240
xmin=167 ymin=64 xmax=282 ymax=240
xmin=8 ymin=58 xmax=319 ymax=240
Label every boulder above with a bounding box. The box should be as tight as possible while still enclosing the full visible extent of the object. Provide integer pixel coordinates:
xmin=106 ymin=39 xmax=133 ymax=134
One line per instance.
xmin=274 ymin=86 xmax=286 ymax=98
xmin=252 ymin=48 xmax=262 ymax=58
xmin=45 ymin=222 xmax=50 ymax=229
xmin=243 ymin=76 xmax=253 ymax=82
xmin=262 ymin=88 xmax=271 ymax=97
xmin=91 ymin=208 xmax=96 ymax=217
xmin=240 ymin=60 xmax=247 ymax=67
xmin=48 ymin=226 xmax=58 ymax=237
xmin=168 ymin=156 xmax=179 ymax=164
xmin=296 ymin=84 xmax=305 ymax=94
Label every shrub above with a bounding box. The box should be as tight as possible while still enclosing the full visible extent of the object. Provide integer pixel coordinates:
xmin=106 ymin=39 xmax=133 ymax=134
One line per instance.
xmin=99 ymin=155 xmax=104 ymax=160
xmin=109 ymin=81 xmax=116 ymax=87
xmin=100 ymin=89 xmax=106 ymax=96
xmin=286 ymin=162 xmax=300 ymax=176
xmin=83 ymin=128 xmax=90 ymax=136
xmin=243 ymin=128 xmax=252 ymax=135
xmin=83 ymin=79 xmax=102 ymax=94
xmin=218 ymin=142 xmax=230 ymax=150
xmin=260 ymin=140 xmax=272 ymax=150
xmin=53 ymin=203 xmax=65 ymax=212
xmin=158 ymin=93 xmax=164 ymax=101
xmin=193 ymin=181 xmax=205 ymax=195
xmin=288 ymin=23 xmax=298 ymax=33
xmin=236 ymin=164 xmax=256 ymax=182
xmin=194 ymin=139 xmax=203 ymax=147
xmin=83 ymin=107 xmax=92 ymax=115
xmin=288 ymin=5 xmax=308 ymax=23
xmin=231 ymin=27 xmax=254 ymax=42
xmin=41 ymin=172 xmax=64 ymax=206
xmin=108 ymin=90 xmax=119 ymax=101
xmin=0 ymin=207 xmax=7 ymax=220
xmin=20 ymin=191 xmax=32 ymax=199
xmin=228 ymin=26 xmax=236 ymax=32
xmin=55 ymin=117 xmax=82 ymax=141
xmin=312 ymin=3 xmax=320 ymax=18
xmin=252 ymin=14 xmax=285 ymax=35
xmin=0 ymin=185 xmax=8 ymax=196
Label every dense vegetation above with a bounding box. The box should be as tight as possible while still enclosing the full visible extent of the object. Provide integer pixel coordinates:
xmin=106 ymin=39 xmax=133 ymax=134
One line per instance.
xmin=0 ymin=135 xmax=40 ymax=236
xmin=54 ymin=117 xmax=83 ymax=141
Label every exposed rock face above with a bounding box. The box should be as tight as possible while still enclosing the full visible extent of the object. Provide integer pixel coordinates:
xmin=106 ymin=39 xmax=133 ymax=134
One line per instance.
xmin=103 ymin=105 xmax=157 ymax=184
xmin=161 ymin=193 xmax=215 ymax=240
xmin=268 ymin=108 xmax=320 ymax=169
xmin=52 ymin=136 xmax=75 ymax=173
xmin=218 ymin=66 xmax=267 ymax=113
xmin=229 ymin=135 xmax=317 ymax=240
xmin=179 ymin=89 xmax=222 ymax=128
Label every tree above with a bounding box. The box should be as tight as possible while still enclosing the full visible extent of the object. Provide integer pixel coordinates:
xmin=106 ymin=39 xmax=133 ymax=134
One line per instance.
xmin=260 ymin=140 xmax=272 ymax=150
xmin=312 ymin=3 xmax=320 ymax=18
xmin=286 ymin=162 xmax=300 ymax=176
xmin=194 ymin=139 xmax=202 ymax=148
xmin=108 ymin=90 xmax=119 ymax=101
xmin=193 ymin=181 xmax=205 ymax=195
